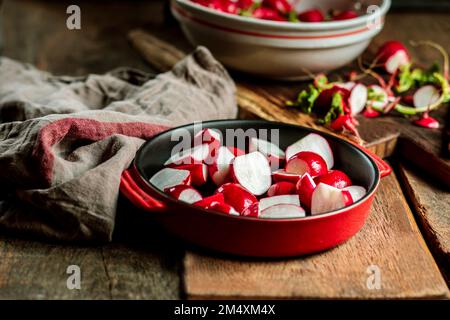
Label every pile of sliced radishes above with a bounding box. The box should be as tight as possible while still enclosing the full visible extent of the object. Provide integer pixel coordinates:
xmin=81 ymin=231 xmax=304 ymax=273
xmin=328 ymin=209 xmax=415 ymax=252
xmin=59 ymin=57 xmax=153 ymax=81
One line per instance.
xmin=149 ymin=129 xmax=367 ymax=219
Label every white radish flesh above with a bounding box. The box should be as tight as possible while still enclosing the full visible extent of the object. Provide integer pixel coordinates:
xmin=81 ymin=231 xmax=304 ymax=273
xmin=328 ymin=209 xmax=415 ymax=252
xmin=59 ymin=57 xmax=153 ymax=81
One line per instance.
xmin=149 ymin=168 xmax=191 ymax=191
xmin=385 ymin=50 xmax=410 ymax=74
xmin=343 ymin=185 xmax=366 ymax=203
xmin=413 ymin=85 xmax=440 ymax=109
xmin=260 ymin=204 xmax=306 ymax=219
xmin=349 ymin=83 xmax=368 ymax=115
xmin=285 ymin=133 xmax=334 ymax=169
xmin=311 ymin=183 xmax=352 ymax=215
xmin=164 ymin=144 xmax=210 ymax=166
xmin=231 ymin=151 xmax=272 ymax=196
xmin=208 ymin=146 xmax=235 ymax=186
xmin=259 ymin=195 xmax=300 ymax=213
xmin=272 ymin=169 xmax=303 ymax=184
xmin=285 ymin=151 xmax=328 ymax=177
xmin=173 ymin=163 xmax=208 ymax=186
xmin=165 ymin=185 xmax=202 ymax=204
xmin=249 ymin=137 xmax=285 ymax=168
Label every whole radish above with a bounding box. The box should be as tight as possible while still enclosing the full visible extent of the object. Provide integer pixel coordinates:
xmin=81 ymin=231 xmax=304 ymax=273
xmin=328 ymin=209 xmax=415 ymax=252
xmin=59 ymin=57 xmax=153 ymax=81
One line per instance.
xmin=376 ymin=41 xmax=411 ymax=74
xmin=252 ymin=7 xmax=286 ymax=21
xmin=298 ymin=9 xmax=324 ymax=22
xmin=333 ymin=10 xmax=358 ymax=20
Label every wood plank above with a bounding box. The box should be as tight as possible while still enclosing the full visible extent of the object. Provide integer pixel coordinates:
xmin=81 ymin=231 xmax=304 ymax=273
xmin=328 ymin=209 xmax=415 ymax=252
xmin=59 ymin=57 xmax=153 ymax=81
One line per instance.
xmin=184 ymin=172 xmax=449 ymax=299
xmin=397 ymin=163 xmax=450 ymax=285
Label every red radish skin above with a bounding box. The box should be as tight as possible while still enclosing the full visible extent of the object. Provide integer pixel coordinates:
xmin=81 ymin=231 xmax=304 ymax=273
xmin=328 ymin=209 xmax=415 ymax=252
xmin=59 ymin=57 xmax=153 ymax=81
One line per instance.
xmin=252 ymin=7 xmax=286 ymax=21
xmin=215 ymin=183 xmax=258 ymax=213
xmin=296 ymin=173 xmax=316 ymax=209
xmin=333 ymin=10 xmax=358 ymax=20
xmin=286 ymin=151 xmax=328 ymax=177
xmin=414 ymin=114 xmax=440 ymax=129
xmin=194 ymin=128 xmax=221 ymax=147
xmin=164 ymin=144 xmax=210 ymax=166
xmin=272 ymin=169 xmax=303 ymax=184
xmin=230 ymin=151 xmax=272 ymax=196
xmin=376 ymin=41 xmax=411 ymax=74
xmin=362 ymin=106 xmax=381 ymax=118
xmin=311 ymin=183 xmax=353 ymax=215
xmin=262 ymin=0 xmax=292 ymax=15
xmin=343 ymin=185 xmax=366 ymax=203
xmin=348 ymin=83 xmax=368 ymax=115
xmin=267 ymin=181 xmax=296 ymax=196
xmin=164 ymin=185 xmax=203 ymax=204
xmin=335 ymin=81 xmax=355 ymax=91
xmin=172 ymin=163 xmax=208 ymax=186
xmin=413 ymin=85 xmax=440 ymax=109
xmin=285 ymin=134 xmax=334 ymax=169
xmin=194 ymin=193 xmax=225 ymax=208
xmin=259 ymin=195 xmax=300 ymax=213
xmin=259 ymin=204 xmax=306 ymax=219
xmin=206 ymin=201 xmax=239 ymax=216
xmin=314 ymin=170 xmax=352 ymax=189
xmin=298 ymin=9 xmax=324 ymax=22
xmin=208 ymin=146 xmax=235 ymax=186
xmin=315 ymin=86 xmax=351 ymax=114
xmin=149 ymin=168 xmax=191 ymax=191
xmin=227 ymin=146 xmax=246 ymax=157
xmin=242 ymin=202 xmax=259 ymax=217
xmin=249 ymin=137 xmax=285 ymax=169
xmin=237 ymin=0 xmax=254 ymax=10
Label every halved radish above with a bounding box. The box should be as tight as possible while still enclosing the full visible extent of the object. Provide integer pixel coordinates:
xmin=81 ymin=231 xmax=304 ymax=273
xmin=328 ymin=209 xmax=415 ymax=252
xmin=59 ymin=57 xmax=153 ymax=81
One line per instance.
xmin=343 ymin=185 xmax=366 ymax=203
xmin=164 ymin=185 xmax=202 ymax=204
xmin=314 ymin=170 xmax=352 ymax=189
xmin=259 ymin=195 xmax=300 ymax=213
xmin=296 ymin=172 xmax=316 ymax=209
xmin=164 ymin=144 xmax=210 ymax=166
xmin=215 ymin=183 xmax=258 ymax=213
xmin=285 ymin=151 xmax=328 ymax=177
xmin=413 ymin=114 xmax=440 ymax=129
xmin=248 ymin=137 xmax=285 ymax=169
xmin=227 ymin=146 xmax=246 ymax=157
xmin=259 ymin=204 xmax=306 ymax=219
xmin=149 ymin=168 xmax=191 ymax=191
xmin=194 ymin=128 xmax=221 ymax=147
xmin=242 ymin=202 xmax=259 ymax=217
xmin=413 ymin=85 xmax=440 ymax=110
xmin=206 ymin=201 xmax=239 ymax=216
xmin=311 ymin=183 xmax=353 ymax=215
xmin=315 ymin=86 xmax=351 ymax=115
xmin=172 ymin=163 xmax=208 ymax=186
xmin=267 ymin=181 xmax=296 ymax=197
xmin=194 ymin=193 xmax=225 ymax=208
xmin=367 ymin=85 xmax=389 ymax=111
xmin=272 ymin=169 xmax=303 ymax=184
xmin=348 ymin=83 xmax=368 ymax=115
xmin=208 ymin=146 xmax=235 ymax=186
xmin=230 ymin=151 xmax=272 ymax=196
xmin=376 ymin=41 xmax=411 ymax=74
xmin=285 ymin=133 xmax=334 ymax=169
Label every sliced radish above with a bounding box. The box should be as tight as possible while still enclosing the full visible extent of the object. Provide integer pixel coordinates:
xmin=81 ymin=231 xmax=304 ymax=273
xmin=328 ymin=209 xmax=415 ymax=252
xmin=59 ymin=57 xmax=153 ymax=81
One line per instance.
xmin=227 ymin=146 xmax=246 ymax=157
xmin=259 ymin=195 xmax=300 ymax=213
xmin=413 ymin=85 xmax=440 ymax=110
xmin=272 ymin=169 xmax=303 ymax=184
xmin=285 ymin=133 xmax=334 ymax=169
xmin=343 ymin=185 xmax=366 ymax=203
xmin=208 ymin=146 xmax=235 ymax=186
xmin=164 ymin=185 xmax=202 ymax=204
xmin=314 ymin=170 xmax=352 ymax=189
xmin=230 ymin=151 xmax=272 ymax=196
xmin=149 ymin=168 xmax=191 ymax=191
xmin=194 ymin=193 xmax=225 ymax=208
xmin=348 ymin=83 xmax=367 ymax=115
xmin=376 ymin=41 xmax=411 ymax=74
xmin=267 ymin=181 xmax=296 ymax=197
xmin=242 ymin=202 xmax=259 ymax=217
xmin=259 ymin=204 xmax=306 ymax=219
xmin=172 ymin=163 xmax=208 ymax=186
xmin=164 ymin=144 xmax=210 ymax=166
xmin=215 ymin=182 xmax=258 ymax=213
xmin=285 ymin=151 xmax=328 ymax=177
xmin=311 ymin=183 xmax=353 ymax=215
xmin=296 ymin=172 xmax=316 ymax=209
xmin=248 ymin=137 xmax=285 ymax=169
xmin=367 ymin=85 xmax=389 ymax=111
xmin=206 ymin=201 xmax=239 ymax=216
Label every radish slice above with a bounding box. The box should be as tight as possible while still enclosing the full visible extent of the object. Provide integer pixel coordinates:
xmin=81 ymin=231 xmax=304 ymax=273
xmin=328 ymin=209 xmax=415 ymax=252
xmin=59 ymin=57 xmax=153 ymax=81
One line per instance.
xmin=207 ymin=201 xmax=239 ymax=216
xmin=172 ymin=163 xmax=208 ymax=186
xmin=413 ymin=85 xmax=440 ymax=109
xmin=272 ymin=169 xmax=303 ymax=184
xmin=164 ymin=144 xmax=210 ymax=166
xmin=285 ymin=151 xmax=328 ymax=177
xmin=194 ymin=193 xmax=225 ymax=208
xmin=149 ymin=168 xmax=191 ymax=191
xmin=165 ymin=185 xmax=202 ymax=204
xmin=208 ymin=146 xmax=235 ymax=186
xmin=230 ymin=151 xmax=272 ymax=196
xmin=376 ymin=41 xmax=410 ymax=74
xmin=349 ymin=83 xmax=368 ymax=115
xmin=296 ymin=172 xmax=316 ymax=209
xmin=311 ymin=183 xmax=352 ymax=215
xmin=248 ymin=137 xmax=285 ymax=169
xmin=314 ymin=170 xmax=352 ymax=189
xmin=260 ymin=204 xmax=306 ymax=219
xmin=215 ymin=182 xmax=258 ymax=213
xmin=367 ymin=85 xmax=389 ymax=111
xmin=343 ymin=185 xmax=366 ymax=203
xmin=259 ymin=195 xmax=300 ymax=213
xmin=267 ymin=181 xmax=296 ymax=196
xmin=285 ymin=133 xmax=334 ymax=169
xmin=242 ymin=202 xmax=259 ymax=217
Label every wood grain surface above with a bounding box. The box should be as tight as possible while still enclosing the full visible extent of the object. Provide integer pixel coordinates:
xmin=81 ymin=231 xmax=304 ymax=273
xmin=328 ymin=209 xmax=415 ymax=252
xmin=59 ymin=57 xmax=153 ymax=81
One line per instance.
xmin=184 ymin=172 xmax=449 ymax=299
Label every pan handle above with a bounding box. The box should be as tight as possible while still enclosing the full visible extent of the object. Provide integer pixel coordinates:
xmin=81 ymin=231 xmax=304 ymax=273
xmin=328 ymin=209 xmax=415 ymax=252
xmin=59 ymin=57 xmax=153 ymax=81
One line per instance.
xmin=120 ymin=169 xmax=167 ymax=212
xmin=352 ymin=143 xmax=392 ymax=178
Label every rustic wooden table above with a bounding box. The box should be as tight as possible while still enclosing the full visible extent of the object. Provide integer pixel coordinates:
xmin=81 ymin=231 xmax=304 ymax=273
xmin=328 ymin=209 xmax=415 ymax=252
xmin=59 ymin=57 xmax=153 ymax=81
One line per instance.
xmin=0 ymin=0 xmax=448 ymax=299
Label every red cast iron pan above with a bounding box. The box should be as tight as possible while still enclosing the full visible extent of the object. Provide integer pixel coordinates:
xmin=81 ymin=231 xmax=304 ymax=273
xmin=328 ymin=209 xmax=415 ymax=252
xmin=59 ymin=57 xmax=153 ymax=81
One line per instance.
xmin=120 ymin=120 xmax=391 ymax=257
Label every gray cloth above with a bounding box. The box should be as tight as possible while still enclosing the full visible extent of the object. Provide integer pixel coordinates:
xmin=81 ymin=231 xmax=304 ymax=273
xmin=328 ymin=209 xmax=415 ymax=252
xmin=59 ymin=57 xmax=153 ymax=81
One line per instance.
xmin=0 ymin=47 xmax=237 ymax=241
